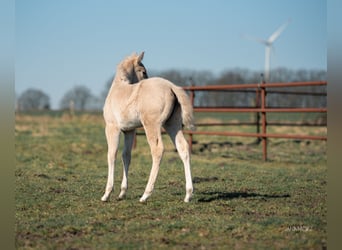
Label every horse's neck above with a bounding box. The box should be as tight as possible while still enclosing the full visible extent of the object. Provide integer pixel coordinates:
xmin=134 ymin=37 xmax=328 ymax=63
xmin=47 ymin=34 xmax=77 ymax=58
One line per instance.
xmin=107 ymin=76 xmax=135 ymax=97
xmin=114 ymin=69 xmax=135 ymax=84
xmin=107 ymin=70 xmax=139 ymax=97
xmin=113 ymin=77 xmax=133 ymax=87
xmin=106 ymin=78 xmax=140 ymax=111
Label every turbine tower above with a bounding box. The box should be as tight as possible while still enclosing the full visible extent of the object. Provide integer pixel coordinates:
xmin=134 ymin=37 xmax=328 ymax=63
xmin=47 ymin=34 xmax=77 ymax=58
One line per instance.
xmin=243 ymin=20 xmax=291 ymax=82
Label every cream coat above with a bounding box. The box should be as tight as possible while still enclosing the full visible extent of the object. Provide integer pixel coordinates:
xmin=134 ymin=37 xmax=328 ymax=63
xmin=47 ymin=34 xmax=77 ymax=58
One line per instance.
xmin=101 ymin=52 xmax=194 ymax=203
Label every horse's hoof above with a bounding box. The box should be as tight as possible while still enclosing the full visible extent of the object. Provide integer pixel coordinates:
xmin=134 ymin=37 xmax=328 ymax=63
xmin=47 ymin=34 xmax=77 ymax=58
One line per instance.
xmin=117 ymin=195 xmax=125 ymax=200
xmin=101 ymin=195 xmax=109 ymax=202
xmin=139 ymin=193 xmax=149 ymax=203
xmin=118 ymin=191 xmax=126 ymax=200
xmin=184 ymin=195 xmax=192 ymax=203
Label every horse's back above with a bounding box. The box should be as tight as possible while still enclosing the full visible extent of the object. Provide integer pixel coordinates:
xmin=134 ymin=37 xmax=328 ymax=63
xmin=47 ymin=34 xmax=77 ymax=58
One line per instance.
xmin=140 ymin=77 xmax=173 ymax=88
xmin=103 ymin=77 xmax=188 ymax=129
xmin=137 ymin=77 xmax=178 ymax=125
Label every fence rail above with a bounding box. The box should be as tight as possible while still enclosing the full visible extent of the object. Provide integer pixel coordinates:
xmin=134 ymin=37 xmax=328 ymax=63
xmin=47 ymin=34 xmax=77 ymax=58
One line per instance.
xmin=182 ymin=81 xmax=326 ymax=91
xmin=191 ymin=107 xmax=327 ymax=112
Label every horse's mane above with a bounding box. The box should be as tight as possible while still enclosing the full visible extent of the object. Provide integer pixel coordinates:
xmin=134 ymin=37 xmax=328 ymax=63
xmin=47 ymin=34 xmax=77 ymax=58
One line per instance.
xmin=116 ymin=53 xmax=138 ymax=81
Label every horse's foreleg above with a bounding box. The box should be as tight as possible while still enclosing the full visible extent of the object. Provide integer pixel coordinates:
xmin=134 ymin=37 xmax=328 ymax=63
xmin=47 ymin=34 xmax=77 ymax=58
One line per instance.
xmin=140 ymin=126 xmax=164 ymax=202
xmin=118 ymin=130 xmax=135 ymax=199
xmin=101 ymin=123 xmax=120 ymax=202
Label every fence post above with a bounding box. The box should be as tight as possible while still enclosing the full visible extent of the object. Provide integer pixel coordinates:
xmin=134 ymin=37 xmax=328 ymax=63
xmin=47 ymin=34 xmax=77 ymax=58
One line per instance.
xmin=260 ymin=78 xmax=267 ymax=161
xmin=132 ymin=132 xmax=137 ymax=149
xmin=255 ymin=87 xmax=261 ymax=144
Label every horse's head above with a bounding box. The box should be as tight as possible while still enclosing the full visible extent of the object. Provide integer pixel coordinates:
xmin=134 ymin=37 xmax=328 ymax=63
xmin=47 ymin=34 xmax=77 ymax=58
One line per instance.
xmin=117 ymin=52 xmax=148 ymax=84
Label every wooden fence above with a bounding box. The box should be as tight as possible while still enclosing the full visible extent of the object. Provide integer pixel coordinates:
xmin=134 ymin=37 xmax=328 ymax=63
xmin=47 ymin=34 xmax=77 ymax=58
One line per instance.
xmin=182 ymin=80 xmax=327 ymax=160
xmin=134 ymin=80 xmax=327 ymax=161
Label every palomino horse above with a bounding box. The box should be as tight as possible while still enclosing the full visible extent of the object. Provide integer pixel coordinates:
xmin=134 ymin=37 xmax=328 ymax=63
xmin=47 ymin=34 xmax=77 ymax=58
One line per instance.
xmin=101 ymin=52 xmax=195 ymax=203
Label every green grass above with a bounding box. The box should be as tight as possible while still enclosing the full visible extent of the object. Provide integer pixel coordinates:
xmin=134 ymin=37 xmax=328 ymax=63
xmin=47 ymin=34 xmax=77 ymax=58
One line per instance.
xmin=15 ymin=112 xmax=326 ymax=249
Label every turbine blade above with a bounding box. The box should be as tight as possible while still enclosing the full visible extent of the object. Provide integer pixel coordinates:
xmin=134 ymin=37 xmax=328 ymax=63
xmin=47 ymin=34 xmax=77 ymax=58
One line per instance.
xmin=268 ymin=19 xmax=291 ymax=43
xmin=241 ymin=34 xmax=268 ymax=45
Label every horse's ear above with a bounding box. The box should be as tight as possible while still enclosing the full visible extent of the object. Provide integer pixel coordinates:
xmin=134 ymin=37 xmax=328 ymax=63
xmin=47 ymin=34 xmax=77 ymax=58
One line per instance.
xmin=137 ymin=51 xmax=145 ymax=62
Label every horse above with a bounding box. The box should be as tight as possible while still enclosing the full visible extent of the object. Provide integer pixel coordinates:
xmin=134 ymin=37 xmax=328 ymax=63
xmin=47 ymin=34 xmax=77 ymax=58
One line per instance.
xmin=101 ymin=52 xmax=195 ymax=203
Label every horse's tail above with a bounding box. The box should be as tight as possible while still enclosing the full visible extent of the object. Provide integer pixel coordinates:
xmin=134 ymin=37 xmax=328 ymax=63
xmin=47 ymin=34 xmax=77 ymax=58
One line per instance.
xmin=170 ymin=85 xmax=196 ymax=130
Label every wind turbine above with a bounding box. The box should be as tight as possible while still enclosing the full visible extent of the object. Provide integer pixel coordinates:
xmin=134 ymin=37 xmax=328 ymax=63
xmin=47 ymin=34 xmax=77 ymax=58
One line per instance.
xmin=243 ymin=19 xmax=291 ymax=82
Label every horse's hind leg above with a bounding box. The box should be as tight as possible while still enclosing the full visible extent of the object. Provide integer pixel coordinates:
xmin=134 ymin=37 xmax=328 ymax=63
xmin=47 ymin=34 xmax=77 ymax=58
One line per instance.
xmin=164 ymin=110 xmax=193 ymax=202
xmin=118 ymin=130 xmax=135 ymax=199
xmin=101 ymin=123 xmax=120 ymax=202
xmin=139 ymin=125 xmax=164 ymax=202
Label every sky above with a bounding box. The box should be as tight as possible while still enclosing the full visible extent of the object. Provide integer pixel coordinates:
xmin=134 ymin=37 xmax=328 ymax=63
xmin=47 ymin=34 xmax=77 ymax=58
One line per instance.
xmin=15 ymin=0 xmax=327 ymax=109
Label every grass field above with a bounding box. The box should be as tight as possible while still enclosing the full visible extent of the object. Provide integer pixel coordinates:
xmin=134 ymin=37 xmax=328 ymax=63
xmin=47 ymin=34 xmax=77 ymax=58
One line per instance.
xmin=15 ymin=112 xmax=327 ymax=249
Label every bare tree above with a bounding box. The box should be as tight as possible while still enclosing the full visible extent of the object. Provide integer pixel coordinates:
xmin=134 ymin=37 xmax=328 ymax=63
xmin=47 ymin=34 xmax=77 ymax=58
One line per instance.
xmin=101 ymin=68 xmax=326 ymax=110
xmin=59 ymin=85 xmax=93 ymax=111
xmin=18 ymin=88 xmax=50 ymax=111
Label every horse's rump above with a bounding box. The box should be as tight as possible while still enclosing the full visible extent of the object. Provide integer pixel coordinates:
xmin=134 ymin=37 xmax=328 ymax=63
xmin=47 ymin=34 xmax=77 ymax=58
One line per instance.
xmin=138 ymin=77 xmax=195 ymax=129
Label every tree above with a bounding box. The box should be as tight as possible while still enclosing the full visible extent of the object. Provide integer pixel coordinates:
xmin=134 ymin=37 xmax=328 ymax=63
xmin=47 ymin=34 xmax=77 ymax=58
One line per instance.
xmin=151 ymin=69 xmax=215 ymax=107
xmin=18 ymin=88 xmax=50 ymax=111
xmin=59 ymin=85 xmax=94 ymax=111
xmin=101 ymin=68 xmax=326 ymax=111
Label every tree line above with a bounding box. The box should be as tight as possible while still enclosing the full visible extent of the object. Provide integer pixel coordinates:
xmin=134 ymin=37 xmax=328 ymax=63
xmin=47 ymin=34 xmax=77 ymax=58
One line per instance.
xmin=16 ymin=67 xmax=326 ymax=111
